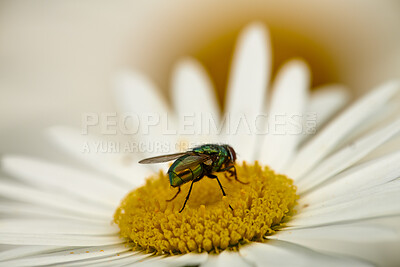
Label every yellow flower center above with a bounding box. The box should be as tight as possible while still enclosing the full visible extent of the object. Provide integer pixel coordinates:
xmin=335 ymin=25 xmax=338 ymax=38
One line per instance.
xmin=114 ymin=162 xmax=298 ymax=255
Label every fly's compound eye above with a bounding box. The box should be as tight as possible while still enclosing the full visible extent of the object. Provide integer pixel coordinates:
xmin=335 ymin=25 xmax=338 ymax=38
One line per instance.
xmin=227 ymin=145 xmax=236 ymax=162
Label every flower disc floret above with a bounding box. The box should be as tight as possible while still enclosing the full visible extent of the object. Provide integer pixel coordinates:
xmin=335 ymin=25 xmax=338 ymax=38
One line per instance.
xmin=114 ymin=162 xmax=298 ymax=255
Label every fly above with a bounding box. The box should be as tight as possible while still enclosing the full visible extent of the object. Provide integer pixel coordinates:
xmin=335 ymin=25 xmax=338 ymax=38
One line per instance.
xmin=139 ymin=144 xmax=246 ymax=212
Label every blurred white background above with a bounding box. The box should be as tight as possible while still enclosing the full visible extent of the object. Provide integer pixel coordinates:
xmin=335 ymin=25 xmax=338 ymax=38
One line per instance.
xmin=1 ymin=0 xmax=400 ymax=158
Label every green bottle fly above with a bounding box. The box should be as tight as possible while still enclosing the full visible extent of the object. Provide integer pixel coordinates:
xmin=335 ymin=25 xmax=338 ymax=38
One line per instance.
xmin=139 ymin=144 xmax=246 ymax=212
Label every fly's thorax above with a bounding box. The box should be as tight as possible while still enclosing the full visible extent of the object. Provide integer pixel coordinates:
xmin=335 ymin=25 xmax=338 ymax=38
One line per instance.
xmin=215 ymin=146 xmax=231 ymax=170
xmin=193 ymin=144 xmax=232 ymax=172
xmin=192 ymin=144 xmax=221 ymax=154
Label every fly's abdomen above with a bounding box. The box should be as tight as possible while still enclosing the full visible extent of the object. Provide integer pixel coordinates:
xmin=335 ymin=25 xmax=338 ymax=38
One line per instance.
xmin=168 ymin=155 xmax=203 ymax=187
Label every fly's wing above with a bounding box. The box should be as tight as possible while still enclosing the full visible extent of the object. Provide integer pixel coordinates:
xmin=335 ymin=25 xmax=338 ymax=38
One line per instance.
xmin=174 ymin=154 xmax=212 ymax=172
xmin=138 ymin=152 xmax=188 ymax=164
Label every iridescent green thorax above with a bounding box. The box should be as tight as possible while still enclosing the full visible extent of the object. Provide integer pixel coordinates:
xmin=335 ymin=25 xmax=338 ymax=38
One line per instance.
xmin=192 ymin=144 xmax=230 ymax=172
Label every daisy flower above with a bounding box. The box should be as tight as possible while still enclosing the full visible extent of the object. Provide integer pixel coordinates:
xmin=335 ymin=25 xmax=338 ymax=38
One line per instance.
xmin=1 ymin=23 xmax=400 ymax=266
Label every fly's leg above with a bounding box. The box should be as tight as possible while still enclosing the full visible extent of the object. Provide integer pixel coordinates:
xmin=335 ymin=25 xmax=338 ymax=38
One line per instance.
xmin=223 ymin=170 xmax=233 ymax=182
xmin=207 ymin=174 xmax=233 ymax=211
xmin=166 ymin=187 xmax=181 ymax=202
xmin=179 ymin=180 xmax=196 ymax=213
xmin=220 ymin=165 xmax=248 ymax=184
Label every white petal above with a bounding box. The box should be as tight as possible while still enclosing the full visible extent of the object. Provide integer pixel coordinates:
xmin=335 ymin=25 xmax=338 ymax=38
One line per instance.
xmin=0 ymin=246 xmax=63 ymax=262
xmin=0 ymin=244 xmax=132 ymax=267
xmin=0 ymin=202 xmax=104 ymax=223
xmin=48 ymin=126 xmax=152 ymax=186
xmin=116 ymin=256 xmax=168 ymax=267
xmin=0 ymin=181 xmax=110 ymax=219
xmin=200 ymin=251 xmax=251 ymax=267
xmin=303 ymin=151 xmax=400 ymax=204
xmin=172 ymin=58 xmax=221 ymax=144
xmin=0 ymin=219 xmax=118 ymax=235
xmin=113 ymin=70 xmax=178 ymax=162
xmin=302 ymin=179 xmax=400 ymax=214
xmin=259 ymin=60 xmax=309 ymax=172
xmin=163 ymin=253 xmax=208 ymax=267
xmin=358 ymin=130 xmax=400 ymax=164
xmin=271 ymin=223 xmax=398 ymax=243
xmin=240 ymin=240 xmax=371 ymax=266
xmin=290 ymin=180 xmax=400 ymax=228
xmin=267 ymin=229 xmax=400 ymax=266
xmin=225 ymin=23 xmax=270 ymax=161
xmin=286 ymin=80 xmax=400 ymax=179
xmin=339 ymin=97 xmax=400 ymax=147
xmin=62 ymin=251 xmax=145 ymax=267
xmin=300 ymin=85 xmax=350 ymax=143
xmin=114 ymin=70 xmax=170 ymax=118
xmin=2 ymin=156 xmax=128 ymax=209
xmin=308 ymin=85 xmax=351 ymax=126
xmin=297 ymin=118 xmax=400 ymax=193
xmin=0 ymin=233 xmax=123 ymax=246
